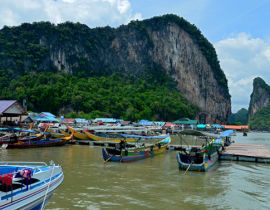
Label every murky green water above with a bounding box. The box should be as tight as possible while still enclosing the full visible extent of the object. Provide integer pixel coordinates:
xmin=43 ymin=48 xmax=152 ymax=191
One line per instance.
xmin=1 ymin=132 xmax=269 ymax=210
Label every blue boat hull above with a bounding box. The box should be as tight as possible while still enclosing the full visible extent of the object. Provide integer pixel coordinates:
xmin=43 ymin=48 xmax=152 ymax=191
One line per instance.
xmin=0 ymin=163 xmax=64 ymax=210
xmin=102 ymin=148 xmax=150 ymax=162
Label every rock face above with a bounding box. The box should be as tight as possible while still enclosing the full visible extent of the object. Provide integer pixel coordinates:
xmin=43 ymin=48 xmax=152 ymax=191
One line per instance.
xmin=248 ymin=77 xmax=270 ymax=117
xmin=0 ymin=14 xmax=231 ymax=122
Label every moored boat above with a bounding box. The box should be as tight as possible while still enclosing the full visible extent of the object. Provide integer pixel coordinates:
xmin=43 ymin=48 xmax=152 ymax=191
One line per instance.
xmin=4 ymin=138 xmax=66 ymax=149
xmin=67 ymin=126 xmax=88 ymax=140
xmin=0 ymin=161 xmax=64 ymax=210
xmin=102 ymin=136 xmax=171 ymax=162
xmin=84 ymin=131 xmax=137 ymax=143
xmin=176 ymin=138 xmax=222 ymax=172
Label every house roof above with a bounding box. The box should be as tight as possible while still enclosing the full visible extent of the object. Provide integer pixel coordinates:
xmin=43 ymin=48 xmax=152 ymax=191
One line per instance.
xmin=39 ymin=112 xmax=56 ymax=118
xmin=174 ymin=119 xmax=198 ymax=125
xmin=138 ymin=120 xmax=154 ymax=126
xmin=163 ymin=122 xmax=176 ymax=127
xmin=62 ymin=118 xmax=75 ymax=124
xmin=0 ymin=100 xmax=26 ymax=116
xmin=223 ymin=125 xmax=249 ymax=130
xmin=93 ymin=118 xmax=117 ymax=123
xmin=0 ymin=100 xmax=17 ymax=114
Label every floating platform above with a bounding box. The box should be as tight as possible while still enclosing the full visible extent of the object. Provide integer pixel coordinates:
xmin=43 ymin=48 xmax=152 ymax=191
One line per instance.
xmin=77 ymin=140 xmax=116 ymax=147
xmin=76 ymin=140 xmax=136 ymax=148
xmin=220 ymin=144 xmax=270 ymax=163
xmin=168 ymin=145 xmax=200 ymax=150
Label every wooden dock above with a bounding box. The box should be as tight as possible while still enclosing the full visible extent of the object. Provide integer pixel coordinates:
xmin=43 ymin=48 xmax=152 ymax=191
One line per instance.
xmin=220 ymin=144 xmax=270 ymax=163
xmin=168 ymin=145 xmax=200 ymax=150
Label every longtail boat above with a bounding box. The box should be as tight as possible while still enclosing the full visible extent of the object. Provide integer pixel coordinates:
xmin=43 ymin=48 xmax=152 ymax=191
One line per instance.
xmin=61 ymin=133 xmax=74 ymax=142
xmin=102 ymin=136 xmax=171 ymax=162
xmin=0 ymin=135 xmax=44 ymax=145
xmin=60 ymin=129 xmax=71 ymax=137
xmin=67 ymin=126 xmax=88 ymax=140
xmin=0 ymin=161 xmax=63 ymax=209
xmin=84 ymin=131 xmax=137 ymax=143
xmin=50 ymin=132 xmax=65 ymax=138
xmin=176 ymin=138 xmax=223 ymax=172
xmin=5 ymin=138 xmax=66 ymax=149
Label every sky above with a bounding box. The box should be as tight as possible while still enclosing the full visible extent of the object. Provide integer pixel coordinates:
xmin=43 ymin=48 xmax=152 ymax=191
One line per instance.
xmin=1 ymin=0 xmax=270 ymax=112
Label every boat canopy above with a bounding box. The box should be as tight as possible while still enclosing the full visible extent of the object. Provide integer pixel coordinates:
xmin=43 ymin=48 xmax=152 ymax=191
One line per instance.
xmin=197 ymin=124 xmax=206 ymax=129
xmin=212 ymin=138 xmax=223 ymax=146
xmin=220 ymin=129 xmax=234 ymax=137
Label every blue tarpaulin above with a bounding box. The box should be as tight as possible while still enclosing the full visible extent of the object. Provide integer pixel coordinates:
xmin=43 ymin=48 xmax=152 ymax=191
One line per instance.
xmin=212 ymin=124 xmax=224 ymax=129
xmin=220 ymin=130 xmax=234 ymax=137
xmin=138 ymin=120 xmax=154 ymax=126
xmin=34 ymin=116 xmax=59 ymax=122
xmin=39 ymin=112 xmax=56 ymax=118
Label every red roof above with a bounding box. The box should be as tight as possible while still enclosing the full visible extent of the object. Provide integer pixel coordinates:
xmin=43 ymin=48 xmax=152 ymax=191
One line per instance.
xmin=164 ymin=122 xmax=176 ymax=127
xmin=62 ymin=118 xmax=75 ymax=124
xmin=223 ymin=125 xmax=249 ymax=130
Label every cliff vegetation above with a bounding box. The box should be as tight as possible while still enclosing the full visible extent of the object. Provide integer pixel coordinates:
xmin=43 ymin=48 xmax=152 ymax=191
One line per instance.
xmin=0 ymin=72 xmax=197 ymax=121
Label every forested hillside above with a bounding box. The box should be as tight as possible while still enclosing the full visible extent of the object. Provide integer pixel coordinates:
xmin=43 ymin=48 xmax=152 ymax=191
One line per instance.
xmin=0 ymin=72 xmax=197 ymax=121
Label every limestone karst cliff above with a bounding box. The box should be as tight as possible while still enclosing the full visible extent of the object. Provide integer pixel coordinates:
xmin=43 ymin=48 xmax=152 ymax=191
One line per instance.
xmin=248 ymin=77 xmax=270 ymax=130
xmin=249 ymin=77 xmax=270 ymax=117
xmin=0 ymin=14 xmax=231 ymax=121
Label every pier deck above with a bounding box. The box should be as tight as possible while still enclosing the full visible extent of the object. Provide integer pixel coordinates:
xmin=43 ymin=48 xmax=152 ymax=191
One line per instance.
xmin=220 ymin=144 xmax=270 ymax=163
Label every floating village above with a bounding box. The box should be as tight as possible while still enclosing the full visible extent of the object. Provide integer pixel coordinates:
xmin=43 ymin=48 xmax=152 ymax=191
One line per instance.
xmin=0 ymin=100 xmax=270 ymax=209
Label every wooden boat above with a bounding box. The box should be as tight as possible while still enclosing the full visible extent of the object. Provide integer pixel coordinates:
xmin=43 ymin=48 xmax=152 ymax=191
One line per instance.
xmin=0 ymin=129 xmax=43 ymax=145
xmin=5 ymin=138 xmax=66 ymax=149
xmin=121 ymin=133 xmax=170 ymax=139
xmin=176 ymin=139 xmax=222 ymax=172
xmin=67 ymin=126 xmax=88 ymax=140
xmin=61 ymin=133 xmax=74 ymax=142
xmin=0 ymin=134 xmax=16 ymax=144
xmin=84 ymin=131 xmax=137 ymax=143
xmin=19 ymin=133 xmax=44 ymax=142
xmin=50 ymin=132 xmax=65 ymax=138
xmin=0 ymin=161 xmax=63 ymax=209
xmin=60 ymin=129 xmax=71 ymax=137
xmin=102 ymin=136 xmax=171 ymax=162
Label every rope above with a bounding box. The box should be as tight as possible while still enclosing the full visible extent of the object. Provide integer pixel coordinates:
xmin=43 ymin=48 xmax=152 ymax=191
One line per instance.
xmin=184 ymin=161 xmax=193 ymax=175
xmin=41 ymin=163 xmax=55 ymax=210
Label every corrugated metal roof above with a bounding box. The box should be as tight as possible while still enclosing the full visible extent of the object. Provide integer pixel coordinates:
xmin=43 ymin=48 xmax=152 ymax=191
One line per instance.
xmin=93 ymin=118 xmax=117 ymax=123
xmin=39 ymin=112 xmax=56 ymax=118
xmin=174 ymin=119 xmax=198 ymax=125
xmin=223 ymin=125 xmax=249 ymax=130
xmin=0 ymin=100 xmax=17 ymax=114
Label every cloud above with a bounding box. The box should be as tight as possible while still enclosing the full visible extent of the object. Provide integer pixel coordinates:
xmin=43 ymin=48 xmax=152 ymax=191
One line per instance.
xmin=0 ymin=0 xmax=142 ymax=29
xmin=215 ymin=33 xmax=270 ymax=112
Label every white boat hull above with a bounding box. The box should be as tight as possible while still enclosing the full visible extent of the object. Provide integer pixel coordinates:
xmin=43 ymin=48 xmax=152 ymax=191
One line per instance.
xmin=0 ymin=163 xmax=64 ymax=210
